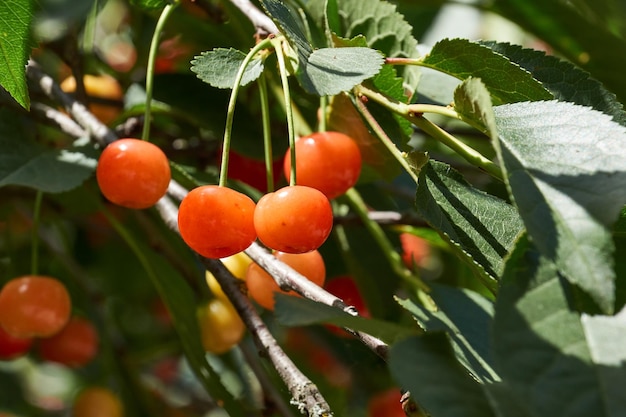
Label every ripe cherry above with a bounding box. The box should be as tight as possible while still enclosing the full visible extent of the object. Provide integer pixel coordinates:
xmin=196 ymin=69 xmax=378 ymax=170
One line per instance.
xmin=38 ymin=316 xmax=99 ymax=368
xmin=0 ymin=326 xmax=32 ymax=360
xmin=96 ymin=138 xmax=171 ymax=209
xmin=72 ymin=387 xmax=124 ymax=417
xmin=0 ymin=276 xmax=71 ymax=338
xmin=399 ymin=232 xmax=430 ymax=270
xmin=254 ymin=185 xmax=333 ymax=253
xmin=324 ymin=275 xmax=369 ymax=337
xmin=178 ymin=185 xmax=257 ymax=258
xmin=245 ymin=250 xmax=326 ymax=310
xmin=284 ymin=131 xmax=362 ymax=199
xmin=368 ymin=388 xmax=407 ymax=417
xmin=197 ymin=298 xmax=246 ymax=354
xmin=223 ymin=150 xmax=285 ymax=193
xmin=206 ymin=251 xmax=252 ymax=301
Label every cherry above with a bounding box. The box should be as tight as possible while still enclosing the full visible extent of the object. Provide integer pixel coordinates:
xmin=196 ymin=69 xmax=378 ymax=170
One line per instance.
xmin=96 ymin=138 xmax=171 ymax=209
xmin=0 ymin=276 xmax=71 ymax=338
xmin=222 ymin=150 xmax=285 ymax=193
xmin=399 ymin=232 xmax=430 ymax=270
xmin=72 ymin=387 xmax=124 ymax=417
xmin=254 ymin=185 xmax=333 ymax=253
xmin=324 ymin=275 xmax=369 ymax=337
xmin=284 ymin=131 xmax=362 ymax=199
xmin=197 ymin=298 xmax=246 ymax=354
xmin=205 ymin=251 xmax=252 ymax=301
xmin=368 ymin=388 xmax=407 ymax=417
xmin=0 ymin=326 xmax=32 ymax=360
xmin=178 ymin=185 xmax=257 ymax=258
xmin=245 ymin=250 xmax=326 ymax=310
xmin=60 ymin=74 xmax=123 ymax=124
xmin=38 ymin=316 xmax=99 ymax=368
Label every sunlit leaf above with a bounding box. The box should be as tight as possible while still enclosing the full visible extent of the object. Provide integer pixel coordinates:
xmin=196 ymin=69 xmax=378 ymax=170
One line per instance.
xmin=493 ymin=100 xmax=626 ymax=313
xmin=0 ymin=0 xmax=33 ymax=109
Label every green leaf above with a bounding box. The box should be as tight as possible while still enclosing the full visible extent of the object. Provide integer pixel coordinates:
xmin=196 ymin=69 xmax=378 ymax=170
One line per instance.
xmin=191 ymin=48 xmax=264 ymax=89
xmin=0 ymin=0 xmax=33 ymax=109
xmin=415 ymin=160 xmax=525 ymax=287
xmin=389 ymin=333 xmax=496 ymax=417
xmin=296 ymin=46 xmax=383 ymax=96
xmin=453 ymin=77 xmax=498 ymax=136
xmin=306 ymin=0 xmax=421 ymax=95
xmin=396 ymin=283 xmax=499 ymax=383
xmin=481 ymin=41 xmax=626 ymax=126
xmin=274 ymin=294 xmax=417 ymax=344
xmin=129 ymin=0 xmax=168 ymax=9
xmin=493 ymin=235 xmax=626 ymax=417
xmin=261 ymin=0 xmax=312 ymax=55
xmin=0 ymin=110 xmax=97 ymax=193
xmin=493 ymin=100 xmax=626 ymax=313
xmin=487 ymin=0 xmax=626 ymax=105
xmin=421 ymin=39 xmax=553 ymax=105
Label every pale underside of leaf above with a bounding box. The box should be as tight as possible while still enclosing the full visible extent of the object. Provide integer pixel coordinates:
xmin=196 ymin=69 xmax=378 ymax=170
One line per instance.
xmin=190 ymin=48 xmax=264 ymax=89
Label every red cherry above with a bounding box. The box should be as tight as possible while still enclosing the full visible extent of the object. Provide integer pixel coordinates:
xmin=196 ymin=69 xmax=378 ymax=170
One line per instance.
xmin=399 ymin=233 xmax=430 ymax=270
xmin=254 ymin=185 xmax=333 ymax=253
xmin=245 ymin=250 xmax=326 ymax=310
xmin=0 ymin=326 xmax=32 ymax=360
xmin=368 ymin=388 xmax=406 ymax=417
xmin=324 ymin=275 xmax=369 ymax=337
xmin=224 ymin=150 xmax=285 ymax=193
xmin=0 ymin=276 xmax=71 ymax=338
xmin=96 ymin=138 xmax=171 ymax=209
xmin=38 ymin=316 xmax=99 ymax=368
xmin=284 ymin=131 xmax=362 ymax=199
xmin=178 ymin=185 xmax=257 ymax=258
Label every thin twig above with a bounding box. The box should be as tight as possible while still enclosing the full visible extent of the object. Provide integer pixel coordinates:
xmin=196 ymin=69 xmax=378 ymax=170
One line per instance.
xmin=202 ymin=257 xmax=333 ymax=417
xmin=228 ymin=0 xmax=279 ymax=36
xmin=26 ymin=60 xmax=118 ymax=146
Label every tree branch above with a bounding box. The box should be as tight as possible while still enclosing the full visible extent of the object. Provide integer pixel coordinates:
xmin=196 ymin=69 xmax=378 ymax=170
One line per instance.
xmin=26 ymin=60 xmax=118 ymax=146
xmin=202 ymin=257 xmax=332 ymax=417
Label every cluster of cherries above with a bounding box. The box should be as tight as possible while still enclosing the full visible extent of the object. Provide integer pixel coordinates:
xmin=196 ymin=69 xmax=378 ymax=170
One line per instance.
xmin=0 ymin=275 xmax=98 ymax=366
xmin=91 ymin=131 xmax=363 ymax=353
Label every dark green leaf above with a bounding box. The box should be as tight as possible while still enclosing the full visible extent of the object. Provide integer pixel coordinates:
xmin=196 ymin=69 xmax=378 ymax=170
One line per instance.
xmin=415 ymin=160 xmax=525 ymax=287
xmin=493 ymin=235 xmax=626 ymax=417
xmin=274 ymin=294 xmax=417 ymax=344
xmin=487 ymin=0 xmax=626 ymax=105
xmin=0 ymin=0 xmax=33 ymax=109
xmin=296 ymin=46 xmax=383 ymax=96
xmin=481 ymin=41 xmax=626 ymax=126
xmin=396 ymin=283 xmax=499 ymax=383
xmin=493 ymin=100 xmax=626 ymax=313
xmin=261 ymin=0 xmax=312 ymax=55
xmin=191 ymin=48 xmax=264 ymax=89
xmin=0 ymin=110 xmax=97 ymax=193
xmin=421 ymin=39 xmax=553 ymax=105
xmin=389 ymin=333 xmax=496 ymax=417
xmin=306 ymin=0 xmax=421 ymax=94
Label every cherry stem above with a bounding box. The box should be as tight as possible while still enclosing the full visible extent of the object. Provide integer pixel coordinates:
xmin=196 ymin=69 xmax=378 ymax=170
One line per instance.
xmin=355 ymin=84 xmax=504 ymax=181
xmin=219 ymin=37 xmax=274 ymax=188
xmin=272 ymin=37 xmax=297 ymax=186
xmin=30 ymin=190 xmax=43 ymax=276
xmin=142 ymin=2 xmax=179 ymax=142
xmin=318 ymin=95 xmax=328 ymax=132
xmin=258 ymin=72 xmax=275 ymax=192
